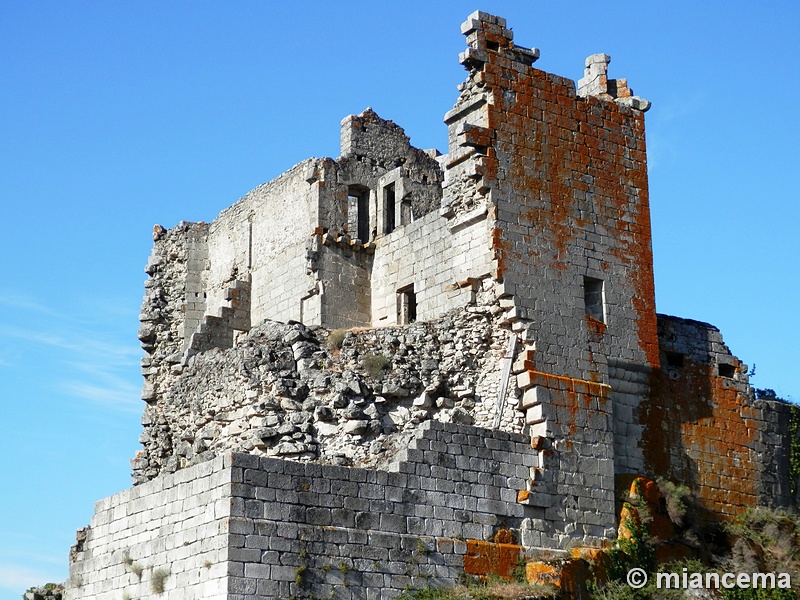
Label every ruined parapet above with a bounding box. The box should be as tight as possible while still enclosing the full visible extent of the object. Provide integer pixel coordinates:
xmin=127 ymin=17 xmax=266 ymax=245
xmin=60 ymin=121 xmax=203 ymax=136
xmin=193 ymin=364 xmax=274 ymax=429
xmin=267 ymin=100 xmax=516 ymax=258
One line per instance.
xmin=138 ymin=222 xmax=209 ymax=396
xmin=338 ymin=108 xmax=444 ymax=237
xmin=340 ymin=107 xmax=414 ymax=165
xmin=577 ymin=53 xmax=651 ymax=111
xmin=640 ymin=315 xmax=793 ymax=516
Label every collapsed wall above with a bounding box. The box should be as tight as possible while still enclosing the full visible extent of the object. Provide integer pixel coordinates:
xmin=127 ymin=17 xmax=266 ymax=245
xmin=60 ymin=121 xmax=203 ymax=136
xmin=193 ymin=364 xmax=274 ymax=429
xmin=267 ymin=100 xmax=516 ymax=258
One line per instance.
xmin=133 ymin=284 xmax=524 ymax=484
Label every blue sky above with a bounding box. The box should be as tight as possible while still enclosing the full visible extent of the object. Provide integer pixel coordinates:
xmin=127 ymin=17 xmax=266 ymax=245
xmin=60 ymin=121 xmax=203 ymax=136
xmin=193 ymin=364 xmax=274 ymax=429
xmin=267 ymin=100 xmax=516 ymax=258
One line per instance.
xmin=1 ymin=1 xmax=797 ymax=596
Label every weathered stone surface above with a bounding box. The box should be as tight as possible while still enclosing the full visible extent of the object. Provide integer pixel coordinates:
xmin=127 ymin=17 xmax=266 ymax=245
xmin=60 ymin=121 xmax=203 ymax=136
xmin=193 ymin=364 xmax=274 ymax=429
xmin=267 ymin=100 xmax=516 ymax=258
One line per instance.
xmin=68 ymin=423 xmax=537 ymax=600
xmin=67 ymin=10 xmax=792 ymax=600
xmin=132 ymin=300 xmax=522 ymax=481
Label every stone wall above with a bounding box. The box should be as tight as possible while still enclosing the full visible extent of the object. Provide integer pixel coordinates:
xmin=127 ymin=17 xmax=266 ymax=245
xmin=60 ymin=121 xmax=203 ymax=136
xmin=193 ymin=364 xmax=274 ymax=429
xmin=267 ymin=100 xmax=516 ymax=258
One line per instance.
xmin=447 ymin=12 xmax=657 ymax=382
xmin=138 ymin=222 xmax=209 ymax=407
xmin=208 ymin=160 xmax=321 ymax=328
xmin=641 ymin=315 xmax=793 ymax=516
xmin=71 ymin=421 xmax=544 ymax=600
xmin=369 ymin=206 xmax=494 ymax=326
xmin=435 ymin=12 xmax=656 ymax=541
xmin=115 ymin=11 xmax=797 ymax=600
xmin=66 ymin=457 xmax=231 ymax=600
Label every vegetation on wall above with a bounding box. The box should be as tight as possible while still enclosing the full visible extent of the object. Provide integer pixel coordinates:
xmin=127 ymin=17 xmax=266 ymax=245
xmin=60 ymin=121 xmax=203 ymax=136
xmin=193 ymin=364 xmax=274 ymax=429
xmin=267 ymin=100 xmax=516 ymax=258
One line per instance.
xmin=583 ymin=473 xmax=800 ymax=600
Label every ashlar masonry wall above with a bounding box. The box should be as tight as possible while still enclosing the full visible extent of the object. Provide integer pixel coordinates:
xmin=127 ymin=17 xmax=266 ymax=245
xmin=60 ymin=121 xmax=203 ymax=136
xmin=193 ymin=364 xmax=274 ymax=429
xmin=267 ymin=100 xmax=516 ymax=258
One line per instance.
xmin=369 ymin=205 xmax=494 ymax=326
xmin=70 ymin=421 xmax=544 ymax=600
xmin=207 ymin=160 xmax=323 ymax=327
xmin=432 ymin=12 xmax=657 ymax=540
xmin=66 ymin=457 xmax=231 ymax=600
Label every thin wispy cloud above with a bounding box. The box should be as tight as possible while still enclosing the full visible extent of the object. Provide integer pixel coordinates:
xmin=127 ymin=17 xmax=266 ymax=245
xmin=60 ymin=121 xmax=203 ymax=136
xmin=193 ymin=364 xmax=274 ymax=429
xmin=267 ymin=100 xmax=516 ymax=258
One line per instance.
xmin=0 ymin=294 xmax=66 ymax=319
xmin=61 ymin=381 xmax=140 ymax=413
xmin=0 ymin=563 xmax=62 ymax=592
xmin=0 ymin=547 xmax=65 ymax=567
xmin=0 ymin=296 xmax=142 ymax=413
xmin=0 ymin=325 xmax=138 ymax=364
xmin=0 ymin=291 xmax=138 ymax=324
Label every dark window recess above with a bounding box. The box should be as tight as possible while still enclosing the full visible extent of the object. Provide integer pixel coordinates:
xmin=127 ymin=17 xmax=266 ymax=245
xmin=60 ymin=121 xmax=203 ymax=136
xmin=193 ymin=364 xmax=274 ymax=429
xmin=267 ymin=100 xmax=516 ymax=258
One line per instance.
xmin=584 ymin=276 xmax=605 ymax=323
xmin=665 ymin=351 xmax=685 ymax=368
xmin=384 ymin=184 xmax=396 ymax=234
xmin=397 ymin=284 xmax=417 ymax=324
xmin=718 ymin=364 xmax=736 ymax=378
xmin=401 ymin=199 xmax=413 ymax=226
xmin=486 ymin=41 xmax=499 ymax=51
xmin=348 ymin=185 xmax=370 ymax=242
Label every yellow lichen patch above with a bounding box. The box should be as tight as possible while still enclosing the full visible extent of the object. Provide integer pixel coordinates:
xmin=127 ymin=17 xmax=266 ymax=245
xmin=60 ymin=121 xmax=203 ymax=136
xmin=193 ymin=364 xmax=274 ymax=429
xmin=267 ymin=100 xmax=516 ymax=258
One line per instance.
xmin=463 ymin=539 xmax=522 ymax=581
xmin=618 ymin=502 xmax=642 ymax=540
xmin=526 ymin=559 xmax=592 ymax=599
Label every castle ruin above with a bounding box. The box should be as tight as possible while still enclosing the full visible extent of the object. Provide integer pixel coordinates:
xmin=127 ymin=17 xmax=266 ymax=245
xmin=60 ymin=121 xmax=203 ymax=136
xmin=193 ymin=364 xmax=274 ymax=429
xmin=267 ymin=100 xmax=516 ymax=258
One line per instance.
xmin=66 ymin=12 xmax=792 ymax=600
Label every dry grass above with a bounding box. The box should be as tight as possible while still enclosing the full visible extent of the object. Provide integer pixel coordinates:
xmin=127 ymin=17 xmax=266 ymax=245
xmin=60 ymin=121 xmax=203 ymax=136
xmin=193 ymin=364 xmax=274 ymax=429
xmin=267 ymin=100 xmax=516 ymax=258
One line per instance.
xmin=400 ymin=578 xmax=557 ymax=599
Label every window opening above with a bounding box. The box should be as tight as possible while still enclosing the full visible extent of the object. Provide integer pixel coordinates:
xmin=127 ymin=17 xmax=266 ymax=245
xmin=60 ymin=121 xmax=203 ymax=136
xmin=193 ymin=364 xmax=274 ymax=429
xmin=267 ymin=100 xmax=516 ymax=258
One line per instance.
xmin=397 ymin=284 xmax=417 ymax=325
xmin=718 ymin=364 xmax=735 ymax=378
xmin=384 ymin=183 xmax=396 ymax=234
xmin=348 ymin=185 xmax=370 ymax=242
xmin=583 ymin=276 xmax=605 ymax=323
xmin=665 ymin=351 xmax=685 ymax=368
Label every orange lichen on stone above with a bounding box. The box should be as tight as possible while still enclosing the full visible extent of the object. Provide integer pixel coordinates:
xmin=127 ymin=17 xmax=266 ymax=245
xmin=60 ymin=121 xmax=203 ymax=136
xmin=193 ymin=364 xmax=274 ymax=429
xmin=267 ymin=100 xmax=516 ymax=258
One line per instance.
xmin=641 ymin=356 xmax=759 ymax=519
xmin=526 ymin=559 xmax=592 ymax=599
xmin=493 ymin=528 xmax=516 ymax=545
xmin=627 ymin=476 xmax=675 ymax=540
xmin=526 ymin=561 xmax=561 ymax=586
xmin=617 ymin=502 xmax=642 ymax=540
xmin=463 ymin=539 xmax=522 ymax=581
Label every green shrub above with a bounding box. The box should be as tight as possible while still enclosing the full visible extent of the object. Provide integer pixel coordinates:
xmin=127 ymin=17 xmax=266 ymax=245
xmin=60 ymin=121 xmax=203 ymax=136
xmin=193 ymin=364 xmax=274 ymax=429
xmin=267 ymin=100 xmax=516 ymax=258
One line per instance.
xmin=606 ymin=502 xmax=655 ymax=583
xmin=789 ymin=402 xmax=800 ymax=500
xmin=361 ymin=353 xmax=390 ymax=377
xmin=656 ymin=478 xmax=692 ymax=527
xmin=397 ymin=578 xmax=557 ymax=600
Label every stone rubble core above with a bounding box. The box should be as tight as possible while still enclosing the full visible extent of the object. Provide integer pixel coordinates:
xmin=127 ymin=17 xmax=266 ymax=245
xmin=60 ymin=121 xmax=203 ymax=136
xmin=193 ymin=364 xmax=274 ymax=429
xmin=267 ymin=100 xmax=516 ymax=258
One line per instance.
xmin=67 ymin=10 xmax=792 ymax=600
